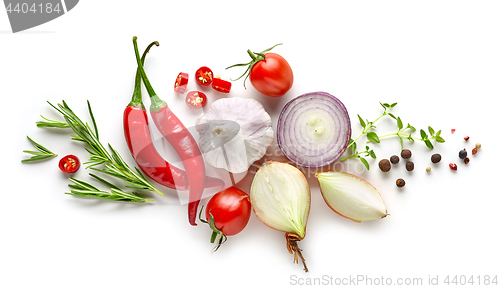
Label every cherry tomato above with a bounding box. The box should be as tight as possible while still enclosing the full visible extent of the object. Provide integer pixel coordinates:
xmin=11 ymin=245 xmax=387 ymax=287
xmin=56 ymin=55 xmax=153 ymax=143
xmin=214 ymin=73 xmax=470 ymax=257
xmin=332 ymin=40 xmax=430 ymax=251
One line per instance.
xmin=195 ymin=66 xmax=213 ymax=86
xmin=212 ymin=77 xmax=232 ymax=93
xmin=249 ymin=52 xmax=293 ymax=97
xmin=174 ymin=72 xmax=188 ymax=94
xmin=205 ymin=187 xmax=251 ymax=236
xmin=185 ymin=91 xmax=207 ymax=109
xmin=59 ymin=155 xmax=80 ymax=173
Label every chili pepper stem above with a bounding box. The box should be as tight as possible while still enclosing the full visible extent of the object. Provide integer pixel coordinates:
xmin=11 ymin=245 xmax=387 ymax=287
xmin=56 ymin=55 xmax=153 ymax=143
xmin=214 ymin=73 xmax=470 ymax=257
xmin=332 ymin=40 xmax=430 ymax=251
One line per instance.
xmin=132 ymin=37 xmax=166 ymax=112
xmin=129 ymin=41 xmax=159 ymax=109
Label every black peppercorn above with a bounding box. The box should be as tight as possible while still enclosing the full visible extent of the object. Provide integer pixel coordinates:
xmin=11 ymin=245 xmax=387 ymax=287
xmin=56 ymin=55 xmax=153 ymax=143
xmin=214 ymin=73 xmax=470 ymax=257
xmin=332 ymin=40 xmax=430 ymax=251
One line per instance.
xmin=379 ymin=159 xmax=391 ymax=172
xmin=431 ymin=153 xmax=441 ymax=163
xmin=459 ymin=149 xmax=467 ymax=159
xmin=390 ymin=155 xmax=400 ymax=164
xmin=396 ymin=178 xmax=405 ymax=187
xmin=401 ymin=149 xmax=412 ymax=159
xmin=406 ymin=161 xmax=414 ymax=171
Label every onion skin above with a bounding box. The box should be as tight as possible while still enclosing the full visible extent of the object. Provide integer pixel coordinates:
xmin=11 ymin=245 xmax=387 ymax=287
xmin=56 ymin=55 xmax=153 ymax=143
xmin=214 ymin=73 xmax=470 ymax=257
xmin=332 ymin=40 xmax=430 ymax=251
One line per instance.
xmin=277 ymin=92 xmax=351 ymax=168
xmin=316 ymin=172 xmax=387 ymax=222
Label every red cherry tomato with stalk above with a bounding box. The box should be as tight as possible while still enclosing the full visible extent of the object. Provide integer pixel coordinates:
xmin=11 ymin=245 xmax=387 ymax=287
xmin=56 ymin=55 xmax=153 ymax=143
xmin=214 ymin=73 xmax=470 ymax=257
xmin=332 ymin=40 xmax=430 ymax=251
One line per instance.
xmin=227 ymin=43 xmax=293 ymax=97
xmin=200 ymin=187 xmax=251 ymax=251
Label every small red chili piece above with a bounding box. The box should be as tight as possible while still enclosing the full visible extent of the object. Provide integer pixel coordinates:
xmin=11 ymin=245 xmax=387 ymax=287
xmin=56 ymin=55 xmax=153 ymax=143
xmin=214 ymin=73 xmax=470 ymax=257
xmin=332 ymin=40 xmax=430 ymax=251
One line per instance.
xmin=185 ymin=91 xmax=207 ymax=109
xmin=449 ymin=163 xmax=457 ymax=171
xmin=472 ymin=148 xmax=478 ymax=155
xmin=464 ymin=157 xmax=470 ymax=164
xmin=59 ymin=155 xmax=80 ymax=173
xmin=212 ymin=77 xmax=232 ymax=93
xmin=195 ymin=66 xmax=213 ymax=86
xmin=174 ymin=72 xmax=189 ymax=94
xmin=464 ymin=136 xmax=470 ymax=141
xmin=451 ymin=129 xmax=456 ymax=133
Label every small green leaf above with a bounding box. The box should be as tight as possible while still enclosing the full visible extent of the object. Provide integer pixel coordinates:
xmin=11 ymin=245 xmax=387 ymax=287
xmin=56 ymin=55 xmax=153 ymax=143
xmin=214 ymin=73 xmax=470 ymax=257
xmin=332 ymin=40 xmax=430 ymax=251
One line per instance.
xmin=425 ymin=140 xmax=434 ymax=149
xmin=352 ymin=141 xmax=357 ymax=152
xmin=408 ymin=133 xmax=414 ymax=141
xmin=367 ymin=132 xmax=380 ymax=143
xmin=357 ymin=114 xmax=366 ymax=128
xmin=435 ymin=136 xmax=446 ymax=143
xmin=359 ymin=157 xmax=370 ymax=170
xmin=388 ymin=113 xmax=397 ymax=120
xmin=420 ymin=129 xmax=428 ymax=140
xmin=435 ymin=129 xmax=441 ymax=137
xmin=383 ymin=103 xmax=391 ymax=108
xmin=390 ymin=102 xmax=397 ymax=108
xmin=379 ymin=102 xmax=387 ymax=110
xmin=408 ymin=125 xmax=416 ymax=131
xmin=428 ymin=126 xmax=435 ymax=136
xmin=369 ymin=150 xmax=376 ymax=159
xmin=397 ymin=117 xmax=403 ymax=130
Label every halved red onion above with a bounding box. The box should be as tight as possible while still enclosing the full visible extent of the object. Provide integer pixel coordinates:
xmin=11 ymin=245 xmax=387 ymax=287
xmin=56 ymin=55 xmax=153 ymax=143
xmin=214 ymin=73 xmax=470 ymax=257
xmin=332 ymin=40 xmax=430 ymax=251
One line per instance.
xmin=277 ymin=92 xmax=351 ymax=168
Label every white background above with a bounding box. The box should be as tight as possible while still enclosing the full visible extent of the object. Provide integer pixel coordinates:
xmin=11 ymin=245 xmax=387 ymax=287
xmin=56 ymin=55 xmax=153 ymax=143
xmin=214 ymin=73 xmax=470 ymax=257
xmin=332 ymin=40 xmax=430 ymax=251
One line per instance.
xmin=1 ymin=1 xmax=499 ymax=288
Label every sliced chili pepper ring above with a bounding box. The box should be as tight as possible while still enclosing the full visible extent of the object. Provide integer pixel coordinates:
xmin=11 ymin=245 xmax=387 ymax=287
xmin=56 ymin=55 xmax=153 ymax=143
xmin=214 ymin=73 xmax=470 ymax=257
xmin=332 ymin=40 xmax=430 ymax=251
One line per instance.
xmin=59 ymin=155 xmax=80 ymax=173
xmin=195 ymin=66 xmax=213 ymax=86
xmin=212 ymin=77 xmax=232 ymax=93
xmin=185 ymin=91 xmax=207 ymax=109
xmin=174 ymin=72 xmax=189 ymax=94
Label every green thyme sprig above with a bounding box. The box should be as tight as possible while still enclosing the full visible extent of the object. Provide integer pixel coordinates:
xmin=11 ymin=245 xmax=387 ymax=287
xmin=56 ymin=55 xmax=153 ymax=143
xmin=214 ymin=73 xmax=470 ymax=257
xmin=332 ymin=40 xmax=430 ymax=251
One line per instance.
xmin=66 ymin=173 xmax=153 ymax=203
xmin=340 ymin=140 xmax=376 ymax=170
xmin=37 ymin=100 xmax=163 ymax=196
xmin=372 ymin=117 xmax=445 ymax=149
xmin=346 ymin=102 xmax=397 ymax=151
xmin=342 ymin=102 xmax=445 ymax=169
xmin=21 ymin=136 xmax=58 ymax=162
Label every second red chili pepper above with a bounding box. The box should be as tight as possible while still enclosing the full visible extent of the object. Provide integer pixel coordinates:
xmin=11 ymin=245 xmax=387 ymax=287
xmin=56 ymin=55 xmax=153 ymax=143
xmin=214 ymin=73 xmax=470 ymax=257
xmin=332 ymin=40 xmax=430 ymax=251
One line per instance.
xmin=133 ymin=37 xmax=207 ymax=226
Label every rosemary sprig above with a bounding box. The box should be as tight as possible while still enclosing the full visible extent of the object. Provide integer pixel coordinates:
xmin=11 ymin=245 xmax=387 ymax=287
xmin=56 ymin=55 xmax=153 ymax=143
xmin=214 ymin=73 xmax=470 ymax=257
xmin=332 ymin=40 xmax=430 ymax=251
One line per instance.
xmin=21 ymin=136 xmax=58 ymax=162
xmin=38 ymin=100 xmax=163 ymax=196
xmin=66 ymin=174 xmax=153 ymax=203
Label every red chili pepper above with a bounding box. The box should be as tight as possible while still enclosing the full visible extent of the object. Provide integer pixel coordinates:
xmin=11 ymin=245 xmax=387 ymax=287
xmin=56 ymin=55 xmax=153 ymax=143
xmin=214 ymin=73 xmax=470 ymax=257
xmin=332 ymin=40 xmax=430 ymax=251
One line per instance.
xmin=124 ymin=41 xmax=224 ymax=193
xmin=212 ymin=76 xmax=231 ymax=93
xmin=174 ymin=72 xmax=188 ymax=94
xmin=59 ymin=155 xmax=80 ymax=173
xmin=134 ymin=37 xmax=208 ymax=226
xmin=196 ymin=66 xmax=213 ymax=86
xmin=185 ymin=91 xmax=207 ymax=109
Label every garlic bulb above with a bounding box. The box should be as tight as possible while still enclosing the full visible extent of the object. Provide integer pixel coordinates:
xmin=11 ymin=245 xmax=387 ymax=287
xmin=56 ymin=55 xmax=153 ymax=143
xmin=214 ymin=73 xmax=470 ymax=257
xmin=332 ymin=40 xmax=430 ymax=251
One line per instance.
xmin=250 ymin=161 xmax=310 ymax=272
xmin=196 ymin=97 xmax=273 ymax=174
xmin=315 ymin=172 xmax=387 ymax=222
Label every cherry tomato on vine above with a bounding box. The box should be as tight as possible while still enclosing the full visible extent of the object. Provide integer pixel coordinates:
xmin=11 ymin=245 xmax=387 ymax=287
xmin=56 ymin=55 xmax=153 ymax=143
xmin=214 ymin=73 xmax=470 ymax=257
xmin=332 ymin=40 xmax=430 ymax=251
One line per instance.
xmin=185 ymin=91 xmax=207 ymax=109
xmin=226 ymin=43 xmax=293 ymax=97
xmin=205 ymin=187 xmax=251 ymax=236
xmin=59 ymin=155 xmax=80 ymax=173
xmin=195 ymin=66 xmax=213 ymax=86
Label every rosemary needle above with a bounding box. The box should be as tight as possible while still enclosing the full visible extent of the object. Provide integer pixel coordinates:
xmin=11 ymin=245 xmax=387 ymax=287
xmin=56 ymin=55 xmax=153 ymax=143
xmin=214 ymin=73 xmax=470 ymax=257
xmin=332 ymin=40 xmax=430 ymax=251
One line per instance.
xmin=22 ymin=136 xmax=58 ymax=162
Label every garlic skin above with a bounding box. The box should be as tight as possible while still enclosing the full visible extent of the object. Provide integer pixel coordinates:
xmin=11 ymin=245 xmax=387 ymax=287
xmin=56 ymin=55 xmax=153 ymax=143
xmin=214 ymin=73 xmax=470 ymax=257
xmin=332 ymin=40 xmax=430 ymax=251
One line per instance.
xmin=250 ymin=161 xmax=310 ymax=238
xmin=315 ymin=172 xmax=387 ymax=222
xmin=196 ymin=98 xmax=273 ymax=174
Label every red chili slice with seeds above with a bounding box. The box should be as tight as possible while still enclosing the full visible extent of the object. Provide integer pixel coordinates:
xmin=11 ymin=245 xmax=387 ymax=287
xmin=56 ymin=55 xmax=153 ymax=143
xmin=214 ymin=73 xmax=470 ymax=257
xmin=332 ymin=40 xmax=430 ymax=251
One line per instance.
xmin=185 ymin=91 xmax=207 ymax=109
xmin=195 ymin=66 xmax=213 ymax=86
xmin=174 ymin=72 xmax=189 ymax=94
xmin=212 ymin=77 xmax=232 ymax=93
xmin=59 ymin=155 xmax=80 ymax=173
